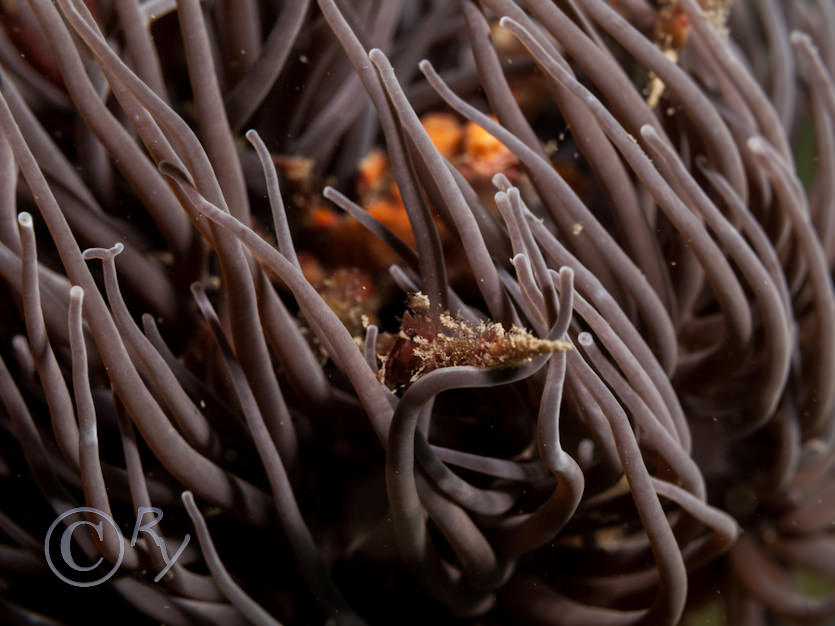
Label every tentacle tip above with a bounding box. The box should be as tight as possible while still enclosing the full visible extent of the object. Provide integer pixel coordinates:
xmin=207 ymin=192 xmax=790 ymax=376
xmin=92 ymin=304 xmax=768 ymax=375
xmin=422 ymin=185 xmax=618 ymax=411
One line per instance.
xmin=789 ymin=31 xmax=812 ymax=47
xmin=418 ymin=59 xmax=432 ymax=72
xmin=69 ymin=285 xmax=84 ymax=301
xmin=158 ymin=160 xmax=192 ymax=186
xmin=498 ymin=16 xmax=514 ymax=29
xmin=81 ymin=242 xmax=124 ymax=261
xmin=577 ymin=332 xmax=594 ymax=347
xmin=368 ymin=48 xmax=386 ymax=64
xmin=181 ymin=490 xmax=195 ymax=507
xmin=639 ymin=124 xmax=656 ymax=139
xmin=16 ymin=212 xmax=32 ymax=228
xmin=747 ymin=137 xmax=766 ymax=153
xmin=492 ymin=172 xmax=511 ymax=191
xmin=190 ymin=282 xmax=210 ymax=307
xmin=511 ymin=252 xmax=529 ymax=266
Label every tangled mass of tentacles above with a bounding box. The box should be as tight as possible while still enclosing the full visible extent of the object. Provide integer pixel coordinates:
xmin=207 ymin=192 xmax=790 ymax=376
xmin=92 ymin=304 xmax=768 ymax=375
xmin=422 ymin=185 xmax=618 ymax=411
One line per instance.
xmin=0 ymin=0 xmax=834 ymax=624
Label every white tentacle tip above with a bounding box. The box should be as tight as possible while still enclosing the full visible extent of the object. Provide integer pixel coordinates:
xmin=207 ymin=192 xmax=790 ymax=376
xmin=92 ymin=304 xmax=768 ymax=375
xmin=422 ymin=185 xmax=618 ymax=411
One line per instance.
xmin=747 ymin=137 xmax=766 ymax=154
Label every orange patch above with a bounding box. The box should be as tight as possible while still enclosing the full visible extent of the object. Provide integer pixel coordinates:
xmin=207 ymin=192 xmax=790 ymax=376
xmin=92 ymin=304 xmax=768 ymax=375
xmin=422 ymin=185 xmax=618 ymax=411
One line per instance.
xmin=421 ymin=112 xmax=463 ymax=159
xmin=309 ymin=206 xmax=341 ymax=230
xmin=656 ymin=6 xmax=691 ymax=49
xmin=357 ymin=149 xmax=390 ymax=197
xmin=366 ymin=198 xmax=417 ymax=249
xmin=464 ymin=119 xmax=505 ymax=160
xmin=460 ymin=119 xmax=518 ymax=180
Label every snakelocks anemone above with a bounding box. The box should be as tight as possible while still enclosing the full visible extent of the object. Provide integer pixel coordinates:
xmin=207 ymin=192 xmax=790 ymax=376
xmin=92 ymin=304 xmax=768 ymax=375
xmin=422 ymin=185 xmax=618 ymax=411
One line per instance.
xmin=0 ymin=0 xmax=833 ymax=624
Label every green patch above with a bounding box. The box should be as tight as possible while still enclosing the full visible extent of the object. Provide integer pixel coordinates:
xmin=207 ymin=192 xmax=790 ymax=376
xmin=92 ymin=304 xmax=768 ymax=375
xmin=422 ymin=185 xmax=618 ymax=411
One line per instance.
xmin=791 ymin=566 xmax=835 ymax=600
xmin=793 ymin=115 xmax=818 ymax=191
xmin=681 ymin=598 xmax=726 ymax=626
